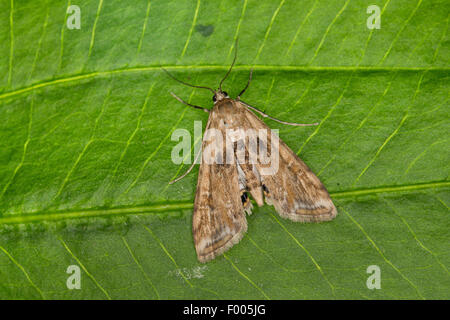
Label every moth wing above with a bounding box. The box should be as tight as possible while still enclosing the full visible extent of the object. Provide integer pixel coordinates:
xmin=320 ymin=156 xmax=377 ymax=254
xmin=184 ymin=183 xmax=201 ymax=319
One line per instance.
xmin=240 ymin=101 xmax=337 ymax=222
xmin=193 ymin=111 xmax=247 ymax=263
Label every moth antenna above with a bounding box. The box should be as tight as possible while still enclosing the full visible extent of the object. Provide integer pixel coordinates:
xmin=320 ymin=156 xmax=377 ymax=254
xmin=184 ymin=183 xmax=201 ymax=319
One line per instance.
xmin=170 ymin=92 xmax=210 ymax=113
xmin=162 ymin=67 xmax=215 ymax=93
xmin=237 ymin=68 xmax=253 ymax=99
xmin=169 ymin=150 xmax=202 ymax=184
xmin=241 ymin=101 xmax=319 ymax=127
xmin=219 ymin=39 xmax=238 ymax=92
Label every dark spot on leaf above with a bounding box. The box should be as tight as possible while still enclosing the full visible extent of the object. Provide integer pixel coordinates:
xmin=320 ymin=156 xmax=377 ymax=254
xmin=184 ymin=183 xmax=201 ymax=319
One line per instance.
xmin=195 ymin=24 xmax=214 ymax=37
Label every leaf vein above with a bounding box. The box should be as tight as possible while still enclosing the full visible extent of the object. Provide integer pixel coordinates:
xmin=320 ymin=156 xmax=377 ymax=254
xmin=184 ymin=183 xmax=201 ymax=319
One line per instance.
xmin=0 ymin=95 xmax=34 ymax=201
xmin=0 ymin=181 xmax=448 ymax=225
xmin=285 ymin=0 xmax=318 ymax=57
xmin=227 ymin=0 xmax=248 ymax=58
xmin=57 ymin=235 xmax=111 ymax=299
xmin=108 ymin=83 xmax=155 ymax=189
xmin=378 ymin=0 xmax=423 ymax=65
xmin=136 ymin=0 xmax=151 ymax=57
xmin=180 ymin=0 xmax=201 ymax=58
xmin=296 ymin=72 xmax=353 ymax=155
xmin=340 ymin=206 xmax=425 ymax=299
xmin=254 ymin=0 xmax=286 ymax=62
xmin=1 ymin=66 xmax=447 ymax=103
xmin=353 ymin=73 xmax=425 ymax=186
xmin=58 ymin=0 xmax=71 ymax=71
xmin=7 ymin=0 xmax=14 ymax=87
xmin=0 ymin=244 xmax=45 ymax=299
xmin=87 ymin=0 xmax=104 ymax=60
xmin=29 ymin=3 xmax=50 ymax=82
xmin=123 ymin=89 xmax=195 ymax=195
xmin=141 ymin=223 xmax=193 ymax=288
xmin=53 ymin=84 xmax=112 ymax=200
xmin=384 ymin=199 xmax=449 ymax=277
xmin=223 ymin=253 xmax=271 ymax=299
xmin=121 ymin=235 xmax=160 ymax=299
xmin=317 ymin=71 xmax=396 ymax=176
xmin=307 ymin=0 xmax=350 ymax=65
xmin=270 ymin=212 xmax=336 ymax=296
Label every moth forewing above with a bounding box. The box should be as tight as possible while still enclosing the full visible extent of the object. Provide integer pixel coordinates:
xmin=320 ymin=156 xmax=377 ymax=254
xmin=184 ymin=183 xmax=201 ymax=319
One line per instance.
xmin=239 ymin=100 xmax=337 ymax=222
xmin=192 ymin=99 xmax=248 ymax=263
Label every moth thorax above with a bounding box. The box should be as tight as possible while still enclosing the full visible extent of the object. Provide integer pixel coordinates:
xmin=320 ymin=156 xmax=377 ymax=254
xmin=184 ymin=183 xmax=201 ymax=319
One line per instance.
xmin=216 ymin=100 xmax=234 ymax=113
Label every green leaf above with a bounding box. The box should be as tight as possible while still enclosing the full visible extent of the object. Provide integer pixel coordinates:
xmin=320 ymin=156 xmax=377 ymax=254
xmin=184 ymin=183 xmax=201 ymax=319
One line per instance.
xmin=0 ymin=0 xmax=448 ymax=299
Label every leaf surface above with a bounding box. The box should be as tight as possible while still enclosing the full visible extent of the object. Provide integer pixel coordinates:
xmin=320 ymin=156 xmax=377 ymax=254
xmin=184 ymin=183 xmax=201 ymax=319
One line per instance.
xmin=0 ymin=0 xmax=448 ymax=299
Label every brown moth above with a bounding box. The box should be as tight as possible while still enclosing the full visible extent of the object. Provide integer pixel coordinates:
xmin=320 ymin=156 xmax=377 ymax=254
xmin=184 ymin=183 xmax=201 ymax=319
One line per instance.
xmin=164 ymin=51 xmax=337 ymax=263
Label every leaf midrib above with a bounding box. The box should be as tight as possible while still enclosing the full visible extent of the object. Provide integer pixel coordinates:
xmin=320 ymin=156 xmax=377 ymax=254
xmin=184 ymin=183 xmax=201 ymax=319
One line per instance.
xmin=1 ymin=180 xmax=448 ymax=225
xmin=1 ymin=65 xmax=448 ymax=101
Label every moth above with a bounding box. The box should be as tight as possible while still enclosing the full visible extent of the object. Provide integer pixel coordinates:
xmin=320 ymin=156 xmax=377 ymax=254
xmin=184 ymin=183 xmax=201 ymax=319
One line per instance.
xmin=164 ymin=51 xmax=337 ymax=263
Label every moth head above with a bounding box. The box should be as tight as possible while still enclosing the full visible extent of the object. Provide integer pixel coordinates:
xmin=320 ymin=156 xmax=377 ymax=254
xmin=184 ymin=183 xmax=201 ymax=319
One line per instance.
xmin=212 ymin=90 xmax=229 ymax=103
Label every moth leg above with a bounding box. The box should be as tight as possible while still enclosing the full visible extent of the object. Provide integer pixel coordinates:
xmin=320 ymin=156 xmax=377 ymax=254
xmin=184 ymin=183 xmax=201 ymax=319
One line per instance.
xmin=237 ymin=68 xmax=253 ymax=100
xmin=169 ymin=149 xmax=202 ymax=184
xmin=170 ymin=92 xmax=210 ymax=113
